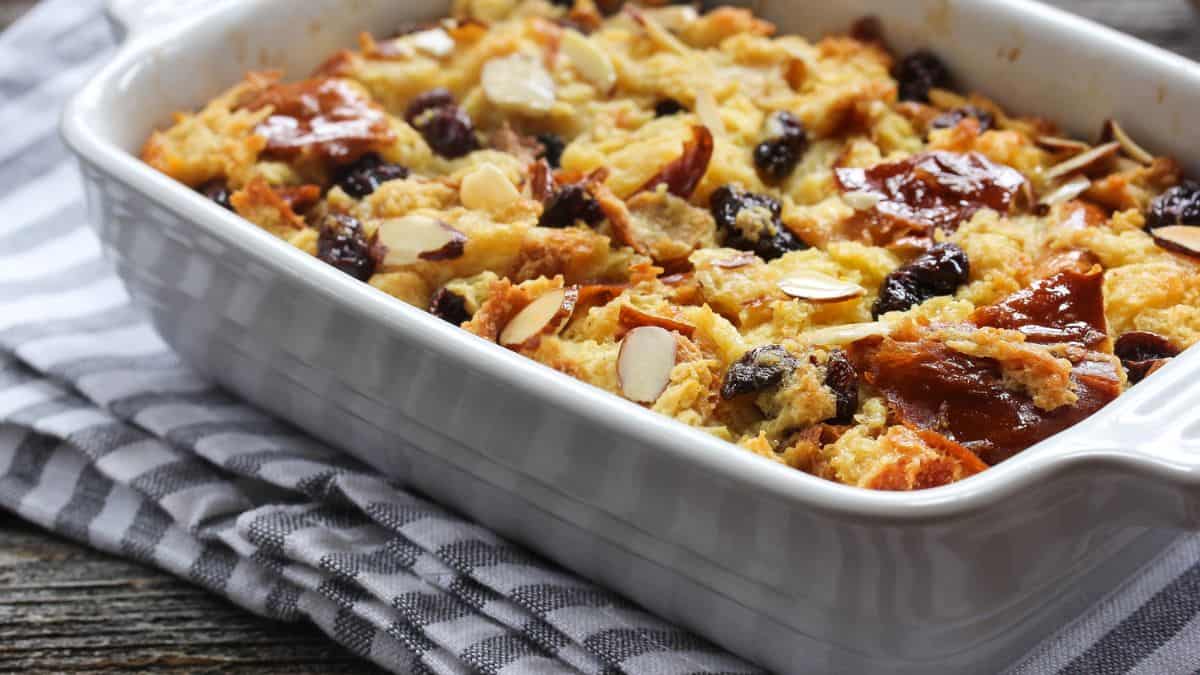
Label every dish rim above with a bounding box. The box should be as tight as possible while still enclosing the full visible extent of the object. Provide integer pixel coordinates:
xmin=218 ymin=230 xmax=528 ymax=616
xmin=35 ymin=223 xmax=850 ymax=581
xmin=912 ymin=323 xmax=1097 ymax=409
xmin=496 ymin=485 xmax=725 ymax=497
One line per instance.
xmin=61 ymin=0 xmax=1200 ymax=524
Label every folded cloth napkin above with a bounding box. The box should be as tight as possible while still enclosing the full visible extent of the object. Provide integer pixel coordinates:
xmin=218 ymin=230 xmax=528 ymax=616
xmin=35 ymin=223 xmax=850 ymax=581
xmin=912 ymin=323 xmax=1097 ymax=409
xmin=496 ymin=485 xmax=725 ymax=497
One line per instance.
xmin=2 ymin=2 xmax=1199 ymax=674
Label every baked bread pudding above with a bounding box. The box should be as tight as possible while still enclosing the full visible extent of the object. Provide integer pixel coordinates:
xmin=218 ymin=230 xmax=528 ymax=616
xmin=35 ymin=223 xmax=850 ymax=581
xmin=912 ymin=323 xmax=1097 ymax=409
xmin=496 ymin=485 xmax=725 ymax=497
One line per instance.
xmin=142 ymin=1 xmax=1200 ymax=490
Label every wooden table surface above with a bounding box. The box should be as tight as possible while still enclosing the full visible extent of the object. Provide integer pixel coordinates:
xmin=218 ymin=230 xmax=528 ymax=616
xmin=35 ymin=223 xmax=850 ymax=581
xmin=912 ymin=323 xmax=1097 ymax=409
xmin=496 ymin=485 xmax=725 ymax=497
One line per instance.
xmin=1 ymin=1 xmax=1198 ymax=673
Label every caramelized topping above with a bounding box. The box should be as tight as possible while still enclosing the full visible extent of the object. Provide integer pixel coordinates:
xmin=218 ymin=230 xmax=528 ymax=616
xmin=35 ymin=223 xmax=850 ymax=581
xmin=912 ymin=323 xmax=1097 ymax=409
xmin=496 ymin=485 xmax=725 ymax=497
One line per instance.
xmin=972 ymin=268 xmax=1108 ymax=348
xmin=835 ymin=151 xmax=1026 ymax=244
xmin=637 ymin=125 xmax=714 ymax=199
xmin=246 ymin=78 xmax=394 ymax=164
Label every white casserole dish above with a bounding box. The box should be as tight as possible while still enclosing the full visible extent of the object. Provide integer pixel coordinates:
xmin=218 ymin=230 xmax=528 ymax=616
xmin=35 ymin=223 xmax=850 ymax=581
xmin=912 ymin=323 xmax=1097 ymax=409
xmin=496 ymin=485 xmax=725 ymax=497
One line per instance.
xmin=63 ymin=1 xmax=1200 ymax=672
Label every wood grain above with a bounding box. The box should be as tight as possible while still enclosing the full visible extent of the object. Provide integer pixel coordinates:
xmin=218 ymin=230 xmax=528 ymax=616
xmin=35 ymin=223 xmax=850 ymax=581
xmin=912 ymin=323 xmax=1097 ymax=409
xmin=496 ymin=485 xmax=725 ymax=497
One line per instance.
xmin=0 ymin=1 xmax=1197 ymax=673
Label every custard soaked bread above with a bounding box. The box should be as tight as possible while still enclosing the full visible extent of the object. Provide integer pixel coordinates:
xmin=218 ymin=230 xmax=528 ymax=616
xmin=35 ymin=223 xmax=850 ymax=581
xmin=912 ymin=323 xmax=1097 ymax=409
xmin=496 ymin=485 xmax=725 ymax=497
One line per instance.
xmin=142 ymin=1 xmax=1200 ymax=490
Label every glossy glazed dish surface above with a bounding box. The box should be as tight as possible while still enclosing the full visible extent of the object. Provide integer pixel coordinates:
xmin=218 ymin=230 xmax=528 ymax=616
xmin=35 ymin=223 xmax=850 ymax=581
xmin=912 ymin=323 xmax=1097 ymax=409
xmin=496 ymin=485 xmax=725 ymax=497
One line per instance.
xmin=137 ymin=0 xmax=1200 ymax=492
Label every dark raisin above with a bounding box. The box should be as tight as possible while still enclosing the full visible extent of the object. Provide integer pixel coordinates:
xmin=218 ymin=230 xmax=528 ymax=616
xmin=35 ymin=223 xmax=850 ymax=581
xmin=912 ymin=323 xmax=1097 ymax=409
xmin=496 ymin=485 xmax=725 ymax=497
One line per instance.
xmin=1114 ymin=331 xmax=1179 ymax=384
xmin=404 ymin=88 xmax=456 ymax=125
xmin=709 ymin=185 xmax=809 ymax=261
xmin=539 ymin=183 xmax=605 ymax=228
xmin=894 ymin=50 xmax=953 ymax=103
xmin=753 ymin=111 xmax=808 ymax=182
xmin=721 ymin=345 xmax=801 ymax=399
xmin=317 ymin=214 xmax=376 ymax=281
xmin=930 ymin=105 xmax=994 ymax=134
xmin=418 ymin=106 xmax=479 ymax=159
xmin=334 ymin=153 xmax=409 ymax=198
xmin=824 ymin=350 xmax=859 ymax=425
xmin=871 ymin=242 xmax=969 ymax=317
xmin=549 ymin=0 xmax=574 ymax=6
xmin=1146 ymin=180 xmax=1200 ymax=230
xmin=429 ymin=287 xmax=472 ymax=326
xmin=198 ymin=180 xmax=233 ymax=210
xmin=654 ymin=98 xmax=686 ymax=117
xmin=536 ymin=133 xmax=566 ymax=169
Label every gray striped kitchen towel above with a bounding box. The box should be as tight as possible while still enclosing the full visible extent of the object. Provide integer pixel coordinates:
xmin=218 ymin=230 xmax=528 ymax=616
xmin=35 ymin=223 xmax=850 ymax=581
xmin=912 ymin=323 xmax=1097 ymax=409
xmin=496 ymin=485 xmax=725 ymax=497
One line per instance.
xmin=0 ymin=1 xmax=1198 ymax=674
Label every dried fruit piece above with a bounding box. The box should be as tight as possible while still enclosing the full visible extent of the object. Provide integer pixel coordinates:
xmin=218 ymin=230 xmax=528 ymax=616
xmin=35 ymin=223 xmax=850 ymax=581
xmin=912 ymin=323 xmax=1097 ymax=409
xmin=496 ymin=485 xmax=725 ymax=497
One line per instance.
xmin=404 ymin=88 xmax=456 ymax=124
xmin=460 ymin=163 xmax=521 ymax=212
xmin=637 ymin=125 xmax=714 ymax=199
xmin=1114 ymin=331 xmax=1179 ymax=383
xmin=618 ymin=304 xmax=695 ymax=338
xmin=317 ymin=214 xmax=377 ymax=281
xmin=1100 ymin=119 xmax=1154 ymax=165
xmin=800 ymin=322 xmax=890 ymax=347
xmin=972 ymin=267 xmax=1107 ymax=348
xmin=618 ymin=326 xmax=677 ymax=403
xmin=709 ymin=185 xmax=808 ymax=261
xmin=561 ymin=29 xmax=616 ymax=91
xmin=539 ymin=182 xmax=605 ymax=228
xmin=754 ymin=111 xmax=808 ymax=182
xmin=824 ymin=350 xmax=859 ymax=425
xmin=198 ymin=180 xmax=233 ymax=210
xmin=930 ymin=105 xmax=994 ymax=133
xmin=720 ymin=344 xmax=800 ymax=399
xmin=499 ymin=286 xmax=578 ymax=348
xmin=375 ymin=215 xmax=466 ymax=266
xmin=1149 ymin=225 xmax=1200 ymax=259
xmin=872 ymin=242 xmax=969 ymax=317
xmin=1044 ymin=142 xmax=1120 ymax=180
xmin=536 ymin=132 xmax=566 ymax=168
xmin=1146 ymin=181 xmax=1200 ymax=229
xmin=654 ymin=98 xmax=686 ymax=117
xmin=894 ymin=50 xmax=952 ymax=103
xmin=429 ymin=287 xmax=471 ymax=326
xmin=421 ymin=107 xmax=479 ymax=159
xmin=246 ymin=77 xmax=394 ymax=164
xmin=482 ymin=54 xmax=556 ymax=115
xmin=334 ymin=152 xmax=410 ymax=198
xmin=777 ymin=271 xmax=866 ymax=303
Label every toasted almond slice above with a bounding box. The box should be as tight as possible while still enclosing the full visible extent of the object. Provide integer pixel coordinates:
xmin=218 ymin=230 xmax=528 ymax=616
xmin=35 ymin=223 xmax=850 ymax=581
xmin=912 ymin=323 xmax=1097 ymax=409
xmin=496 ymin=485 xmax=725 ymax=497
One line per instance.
xmin=1036 ymin=136 xmax=1090 ymax=154
xmin=713 ymin=252 xmax=759 ymax=269
xmin=843 ymin=190 xmax=883 ymax=212
xmin=644 ymin=5 xmax=698 ymax=33
xmin=482 ymin=54 xmax=556 ymax=115
xmin=376 ymin=215 xmax=466 ymax=266
xmin=1044 ymin=141 xmax=1120 ymax=180
xmin=499 ymin=287 xmax=578 ymax=348
xmin=618 ymin=326 xmax=677 ymax=403
xmin=618 ymin=304 xmax=696 ymax=338
xmin=460 ymin=163 xmax=521 ymax=212
xmin=1038 ymin=175 xmax=1092 ymax=208
xmin=410 ymin=28 xmax=455 ymax=58
xmin=800 ymin=321 xmax=890 ymax=346
xmin=778 ymin=271 xmax=866 ymax=303
xmin=626 ymin=6 xmax=689 ymax=54
xmin=694 ymin=88 xmax=725 ymax=137
xmin=1150 ymin=226 xmax=1200 ymax=259
xmin=1101 ymin=119 xmax=1155 ymax=165
xmin=561 ymin=29 xmax=616 ymax=92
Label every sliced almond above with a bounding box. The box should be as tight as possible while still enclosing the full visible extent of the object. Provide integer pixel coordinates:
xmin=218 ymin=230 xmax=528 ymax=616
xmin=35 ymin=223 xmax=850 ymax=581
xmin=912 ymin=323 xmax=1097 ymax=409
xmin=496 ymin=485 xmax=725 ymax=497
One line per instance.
xmin=410 ymin=28 xmax=456 ymax=58
xmin=499 ymin=287 xmax=578 ymax=348
xmin=1038 ymin=175 xmax=1092 ymax=208
xmin=482 ymin=54 xmax=556 ymax=115
xmin=376 ymin=215 xmax=466 ymax=266
xmin=713 ymin=252 xmax=759 ymax=269
xmin=800 ymin=321 xmax=890 ymax=346
xmin=693 ymin=87 xmax=725 ymax=137
xmin=460 ymin=163 xmax=521 ymax=212
xmin=1036 ymin=136 xmax=1090 ymax=154
xmin=843 ymin=190 xmax=883 ymax=212
xmin=1150 ymin=225 xmax=1200 ymax=259
xmin=626 ymin=6 xmax=689 ymax=54
xmin=618 ymin=304 xmax=695 ymax=338
xmin=778 ymin=271 xmax=866 ymax=303
xmin=1044 ymin=141 xmax=1120 ymax=180
xmin=1101 ymin=119 xmax=1155 ymax=165
xmin=617 ymin=326 xmax=677 ymax=403
xmin=643 ymin=5 xmax=698 ymax=33
xmin=561 ymin=29 xmax=616 ymax=92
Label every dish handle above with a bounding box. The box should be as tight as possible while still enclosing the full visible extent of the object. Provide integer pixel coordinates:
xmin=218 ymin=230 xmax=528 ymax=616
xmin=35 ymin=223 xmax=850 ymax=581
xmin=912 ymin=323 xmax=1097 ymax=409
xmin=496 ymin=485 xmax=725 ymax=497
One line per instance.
xmin=104 ymin=0 xmax=212 ymax=42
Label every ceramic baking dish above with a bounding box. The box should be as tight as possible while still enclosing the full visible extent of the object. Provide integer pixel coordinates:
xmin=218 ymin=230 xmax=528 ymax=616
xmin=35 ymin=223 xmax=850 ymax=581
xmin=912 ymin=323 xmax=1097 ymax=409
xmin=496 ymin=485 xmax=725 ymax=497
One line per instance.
xmin=62 ymin=0 xmax=1200 ymax=672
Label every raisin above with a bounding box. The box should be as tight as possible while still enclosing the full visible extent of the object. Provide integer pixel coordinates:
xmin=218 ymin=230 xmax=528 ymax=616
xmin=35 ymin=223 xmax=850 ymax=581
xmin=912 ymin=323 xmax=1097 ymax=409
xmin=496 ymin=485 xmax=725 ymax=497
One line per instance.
xmin=1146 ymin=180 xmax=1200 ymax=230
xmin=317 ymin=214 xmax=376 ymax=281
xmin=720 ymin=345 xmax=800 ymax=399
xmin=930 ymin=105 xmax=994 ymax=134
xmin=429 ymin=287 xmax=472 ymax=326
xmin=894 ymin=50 xmax=953 ymax=103
xmin=334 ymin=153 xmax=409 ymax=198
xmin=536 ymin=132 xmax=566 ymax=169
xmin=198 ymin=180 xmax=233 ymax=210
xmin=824 ymin=350 xmax=859 ymax=425
xmin=753 ymin=111 xmax=808 ymax=182
xmin=1114 ymin=331 xmax=1179 ymax=384
xmin=403 ymin=88 xmax=456 ymax=125
xmin=872 ymin=242 xmax=969 ymax=317
xmin=709 ymin=185 xmax=809 ymax=261
xmin=539 ymin=183 xmax=605 ymax=228
xmin=654 ymin=98 xmax=686 ymax=117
